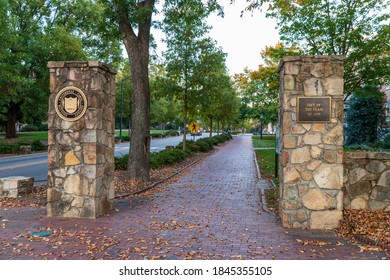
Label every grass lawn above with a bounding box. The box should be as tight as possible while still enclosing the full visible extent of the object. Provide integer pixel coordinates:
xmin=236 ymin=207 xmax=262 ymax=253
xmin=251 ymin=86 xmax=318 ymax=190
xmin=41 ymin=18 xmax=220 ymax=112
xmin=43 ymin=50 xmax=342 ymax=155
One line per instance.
xmin=255 ymin=149 xmax=276 ymax=181
xmin=18 ymin=131 xmax=48 ymax=141
xmin=255 ymin=149 xmax=280 ymax=215
xmin=0 ymin=131 xmax=48 ymax=142
xmin=252 ymin=135 xmax=276 ymax=148
xmin=253 ymin=135 xmax=280 ymax=215
xmin=1 ymin=129 xmax=174 ymax=142
xmin=115 ymin=130 xmax=129 ymax=138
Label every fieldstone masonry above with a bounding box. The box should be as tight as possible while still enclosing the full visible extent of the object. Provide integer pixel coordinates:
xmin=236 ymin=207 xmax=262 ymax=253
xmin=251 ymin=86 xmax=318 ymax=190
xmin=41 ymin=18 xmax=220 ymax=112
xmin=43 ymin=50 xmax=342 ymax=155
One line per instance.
xmin=278 ymin=55 xmax=345 ymax=229
xmin=344 ymin=151 xmax=390 ymax=210
xmin=0 ymin=176 xmax=34 ymax=198
xmin=47 ymin=61 xmax=116 ymax=219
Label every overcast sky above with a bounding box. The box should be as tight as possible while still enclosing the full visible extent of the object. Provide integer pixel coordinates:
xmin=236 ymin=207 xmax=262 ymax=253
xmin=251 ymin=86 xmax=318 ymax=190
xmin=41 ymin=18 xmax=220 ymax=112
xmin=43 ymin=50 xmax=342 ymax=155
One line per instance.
xmin=150 ymin=0 xmax=280 ymax=76
xmin=207 ymin=0 xmax=280 ymax=75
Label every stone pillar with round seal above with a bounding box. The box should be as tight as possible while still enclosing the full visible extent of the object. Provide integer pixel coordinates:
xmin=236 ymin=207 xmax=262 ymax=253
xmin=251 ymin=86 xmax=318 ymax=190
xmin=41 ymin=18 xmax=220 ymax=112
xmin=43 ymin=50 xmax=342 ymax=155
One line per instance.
xmin=47 ymin=61 xmax=116 ymax=218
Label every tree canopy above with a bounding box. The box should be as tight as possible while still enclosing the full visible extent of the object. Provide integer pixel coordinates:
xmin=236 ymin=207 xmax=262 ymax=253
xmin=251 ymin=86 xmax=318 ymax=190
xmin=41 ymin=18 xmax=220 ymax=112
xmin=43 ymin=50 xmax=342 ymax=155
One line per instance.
xmin=0 ymin=0 xmax=122 ymax=138
xmin=234 ymin=43 xmax=299 ymax=126
xmin=158 ymin=0 xmax=227 ymax=148
xmin=242 ymin=0 xmax=390 ymax=98
xmin=344 ymin=87 xmax=386 ymax=145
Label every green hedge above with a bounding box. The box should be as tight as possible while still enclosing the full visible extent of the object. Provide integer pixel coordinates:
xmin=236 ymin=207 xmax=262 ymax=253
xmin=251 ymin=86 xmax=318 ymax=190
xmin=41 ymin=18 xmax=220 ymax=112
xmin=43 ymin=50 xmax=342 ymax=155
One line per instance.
xmin=115 ymin=133 xmax=233 ymax=170
xmin=0 ymin=142 xmax=21 ymax=154
xmin=150 ymin=149 xmax=193 ymax=169
xmin=150 ymin=130 xmax=180 ymax=138
xmin=115 ymin=148 xmax=193 ymax=170
xmin=21 ymin=124 xmax=48 ymax=132
xmin=0 ymin=140 xmax=46 ymax=154
xmin=115 ymin=154 xmax=129 ymax=170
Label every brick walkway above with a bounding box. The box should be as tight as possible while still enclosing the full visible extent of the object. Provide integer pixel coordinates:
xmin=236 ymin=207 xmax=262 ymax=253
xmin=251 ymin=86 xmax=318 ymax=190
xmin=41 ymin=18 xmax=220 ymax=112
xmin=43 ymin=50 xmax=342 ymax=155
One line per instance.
xmin=0 ymin=135 xmax=387 ymax=259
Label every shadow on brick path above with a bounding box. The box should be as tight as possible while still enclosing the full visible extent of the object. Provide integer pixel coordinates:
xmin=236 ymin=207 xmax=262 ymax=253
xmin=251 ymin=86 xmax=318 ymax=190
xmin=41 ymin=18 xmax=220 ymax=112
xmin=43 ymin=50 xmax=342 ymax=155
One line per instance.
xmin=0 ymin=134 xmax=387 ymax=260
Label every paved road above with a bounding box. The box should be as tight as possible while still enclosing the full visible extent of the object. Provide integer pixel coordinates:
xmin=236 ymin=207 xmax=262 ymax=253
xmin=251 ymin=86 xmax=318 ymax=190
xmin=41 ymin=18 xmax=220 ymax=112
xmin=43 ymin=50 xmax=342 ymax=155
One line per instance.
xmin=0 ymin=134 xmax=208 ymax=184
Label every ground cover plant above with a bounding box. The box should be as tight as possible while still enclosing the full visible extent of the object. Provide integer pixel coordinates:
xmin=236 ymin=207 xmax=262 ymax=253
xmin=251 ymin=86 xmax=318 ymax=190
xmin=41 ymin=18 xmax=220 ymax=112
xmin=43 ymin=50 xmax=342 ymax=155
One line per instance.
xmin=115 ymin=134 xmax=232 ymax=170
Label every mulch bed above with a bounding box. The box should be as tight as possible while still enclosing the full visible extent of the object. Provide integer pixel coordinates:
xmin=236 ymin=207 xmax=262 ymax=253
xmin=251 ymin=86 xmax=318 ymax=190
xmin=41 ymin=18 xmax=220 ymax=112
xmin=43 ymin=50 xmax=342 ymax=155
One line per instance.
xmin=262 ymin=186 xmax=389 ymax=254
xmin=337 ymin=209 xmax=389 ymax=252
xmin=0 ymin=152 xmax=210 ymax=208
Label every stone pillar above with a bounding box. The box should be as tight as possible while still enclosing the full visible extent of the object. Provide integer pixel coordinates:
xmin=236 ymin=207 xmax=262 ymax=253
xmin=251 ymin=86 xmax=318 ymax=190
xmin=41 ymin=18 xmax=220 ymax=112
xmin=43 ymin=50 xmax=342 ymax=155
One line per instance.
xmin=47 ymin=61 xmax=116 ymax=219
xmin=278 ymin=56 xmax=345 ymax=229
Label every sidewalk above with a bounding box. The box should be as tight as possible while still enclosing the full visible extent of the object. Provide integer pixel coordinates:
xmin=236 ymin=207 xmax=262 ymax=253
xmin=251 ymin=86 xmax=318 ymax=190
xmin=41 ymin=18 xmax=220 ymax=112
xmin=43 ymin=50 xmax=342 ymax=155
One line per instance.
xmin=0 ymin=134 xmax=387 ymax=259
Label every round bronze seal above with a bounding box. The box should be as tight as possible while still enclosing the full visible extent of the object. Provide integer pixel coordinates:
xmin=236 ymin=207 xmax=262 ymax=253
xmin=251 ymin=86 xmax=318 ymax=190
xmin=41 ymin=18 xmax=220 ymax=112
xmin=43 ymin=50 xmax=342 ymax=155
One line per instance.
xmin=54 ymin=86 xmax=87 ymax=122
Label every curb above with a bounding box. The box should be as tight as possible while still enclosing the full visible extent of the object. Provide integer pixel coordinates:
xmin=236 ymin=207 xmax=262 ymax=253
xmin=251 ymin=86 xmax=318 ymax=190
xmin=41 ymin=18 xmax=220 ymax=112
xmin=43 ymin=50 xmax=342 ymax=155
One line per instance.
xmin=253 ymin=149 xmax=275 ymax=216
xmin=115 ymin=149 xmax=219 ymax=199
xmin=354 ymin=234 xmax=389 ymax=252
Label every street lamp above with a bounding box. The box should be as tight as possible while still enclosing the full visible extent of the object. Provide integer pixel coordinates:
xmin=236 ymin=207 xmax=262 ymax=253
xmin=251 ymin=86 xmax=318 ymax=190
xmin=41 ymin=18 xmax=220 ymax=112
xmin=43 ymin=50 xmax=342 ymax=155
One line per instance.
xmin=120 ymin=76 xmax=130 ymax=142
xmin=260 ymin=114 xmax=263 ymax=139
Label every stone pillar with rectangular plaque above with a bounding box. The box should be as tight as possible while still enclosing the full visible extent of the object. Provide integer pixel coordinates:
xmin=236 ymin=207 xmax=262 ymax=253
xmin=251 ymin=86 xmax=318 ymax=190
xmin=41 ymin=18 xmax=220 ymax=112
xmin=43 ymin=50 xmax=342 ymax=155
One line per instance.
xmin=278 ymin=56 xmax=345 ymax=229
xmin=47 ymin=61 xmax=116 ymax=219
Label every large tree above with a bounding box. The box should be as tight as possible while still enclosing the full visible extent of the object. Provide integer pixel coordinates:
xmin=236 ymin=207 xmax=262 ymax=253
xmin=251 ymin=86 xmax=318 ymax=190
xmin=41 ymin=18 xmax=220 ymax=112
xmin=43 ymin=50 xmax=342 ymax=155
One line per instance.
xmin=160 ymin=0 xmax=222 ymax=149
xmin=101 ymin=0 xmax=155 ymax=181
xmin=0 ymin=0 xmax=122 ymax=139
xmin=150 ymin=63 xmax=183 ymax=131
xmin=234 ymin=43 xmax=299 ymax=126
xmin=345 ymin=87 xmax=386 ymax=144
xmin=243 ymin=0 xmax=390 ymax=99
xmin=195 ymin=39 xmax=239 ymax=136
xmin=0 ymin=0 xmax=88 ymax=138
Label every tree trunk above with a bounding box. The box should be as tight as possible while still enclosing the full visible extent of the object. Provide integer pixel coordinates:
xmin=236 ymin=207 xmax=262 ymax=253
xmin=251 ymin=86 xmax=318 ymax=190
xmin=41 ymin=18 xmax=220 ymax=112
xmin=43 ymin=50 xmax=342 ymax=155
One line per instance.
xmin=5 ymin=103 xmax=19 ymax=139
xmin=209 ymin=117 xmax=213 ymax=138
xmin=127 ymin=47 xmax=151 ymax=181
xmin=182 ymin=96 xmax=187 ymax=150
xmin=116 ymin=0 xmax=154 ymax=182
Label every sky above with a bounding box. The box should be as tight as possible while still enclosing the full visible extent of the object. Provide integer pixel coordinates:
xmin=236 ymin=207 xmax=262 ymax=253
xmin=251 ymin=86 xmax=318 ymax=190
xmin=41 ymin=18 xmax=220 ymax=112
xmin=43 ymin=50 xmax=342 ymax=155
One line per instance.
xmin=151 ymin=0 xmax=280 ymax=76
xmin=207 ymin=0 xmax=280 ymax=75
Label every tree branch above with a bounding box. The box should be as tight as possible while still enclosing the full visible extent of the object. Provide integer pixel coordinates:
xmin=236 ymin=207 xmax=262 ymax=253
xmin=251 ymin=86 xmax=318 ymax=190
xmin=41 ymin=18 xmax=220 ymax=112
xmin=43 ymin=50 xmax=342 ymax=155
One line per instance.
xmin=115 ymin=0 xmax=137 ymax=43
xmin=138 ymin=0 xmax=155 ymax=44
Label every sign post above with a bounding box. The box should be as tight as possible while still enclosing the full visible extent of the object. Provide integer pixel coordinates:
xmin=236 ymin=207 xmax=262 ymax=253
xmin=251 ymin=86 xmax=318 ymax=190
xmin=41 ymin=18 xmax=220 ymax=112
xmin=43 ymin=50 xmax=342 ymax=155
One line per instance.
xmin=189 ymin=121 xmax=200 ymax=141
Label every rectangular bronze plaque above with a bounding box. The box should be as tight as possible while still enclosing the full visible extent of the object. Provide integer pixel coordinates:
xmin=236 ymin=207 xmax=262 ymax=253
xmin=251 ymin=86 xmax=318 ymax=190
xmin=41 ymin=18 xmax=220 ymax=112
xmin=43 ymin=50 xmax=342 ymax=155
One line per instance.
xmin=297 ymin=97 xmax=331 ymax=122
